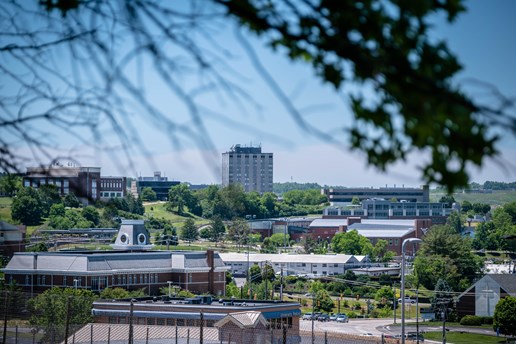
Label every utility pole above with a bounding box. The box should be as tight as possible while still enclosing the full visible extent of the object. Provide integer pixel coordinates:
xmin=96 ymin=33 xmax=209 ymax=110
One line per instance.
xmin=128 ymin=299 xmax=134 ymax=344
xmin=311 ymin=295 xmax=315 ymax=344
xmin=64 ymin=296 xmax=71 ymax=344
xmin=393 ymin=283 xmax=397 ymax=324
xmin=280 ymin=267 xmax=284 ymax=301
xmin=416 ymin=289 xmax=420 ymax=344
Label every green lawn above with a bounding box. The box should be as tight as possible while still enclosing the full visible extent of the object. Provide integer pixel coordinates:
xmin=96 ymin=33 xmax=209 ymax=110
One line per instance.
xmin=423 ymin=331 xmax=510 ymax=344
xmin=430 ymin=190 xmax=516 ymax=205
xmin=0 ymin=197 xmax=13 ymax=222
xmin=144 ymin=202 xmax=209 ymax=228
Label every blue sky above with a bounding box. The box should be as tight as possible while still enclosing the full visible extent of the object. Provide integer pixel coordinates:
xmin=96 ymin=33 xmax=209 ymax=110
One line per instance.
xmin=11 ymin=1 xmax=516 ymax=187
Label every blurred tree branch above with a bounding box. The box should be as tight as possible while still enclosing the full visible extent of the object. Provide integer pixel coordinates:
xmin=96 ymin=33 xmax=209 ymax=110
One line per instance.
xmin=0 ymin=0 xmax=514 ymax=191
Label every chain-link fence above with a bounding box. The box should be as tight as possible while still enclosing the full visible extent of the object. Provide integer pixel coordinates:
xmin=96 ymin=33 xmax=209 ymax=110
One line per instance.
xmin=1 ymin=290 xmax=421 ymax=344
xmin=1 ymin=324 xmax=422 ymax=344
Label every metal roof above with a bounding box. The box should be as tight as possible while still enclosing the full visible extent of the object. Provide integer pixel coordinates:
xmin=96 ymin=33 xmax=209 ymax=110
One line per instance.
xmin=219 ymin=253 xmax=359 ymax=265
xmin=3 ymin=250 xmax=227 ymax=274
xmin=352 ymin=228 xmax=415 ymax=238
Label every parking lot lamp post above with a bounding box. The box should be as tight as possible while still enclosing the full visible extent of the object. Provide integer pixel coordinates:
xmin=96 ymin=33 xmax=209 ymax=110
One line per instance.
xmin=401 ymin=238 xmax=422 ymax=344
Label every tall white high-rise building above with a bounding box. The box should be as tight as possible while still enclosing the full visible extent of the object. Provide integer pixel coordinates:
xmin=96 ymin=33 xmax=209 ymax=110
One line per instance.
xmin=222 ymin=144 xmax=273 ymax=193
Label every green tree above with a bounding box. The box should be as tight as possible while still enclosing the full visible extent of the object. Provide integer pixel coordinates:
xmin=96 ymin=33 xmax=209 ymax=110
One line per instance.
xmin=302 ymin=236 xmax=318 ymax=254
xmin=247 ymin=264 xmax=263 ymax=286
xmin=82 ymin=206 xmax=100 ymax=226
xmin=227 ymin=218 xmax=250 ymax=248
xmin=39 ymin=184 xmax=62 ymax=216
xmin=414 ymin=225 xmax=482 ymax=291
xmin=439 ymin=195 xmax=456 ymax=208
xmin=168 ymin=184 xmax=192 ymax=215
xmin=260 ymin=192 xmax=278 ymax=218
xmin=461 ymin=201 xmax=473 ymax=213
xmin=0 ymin=174 xmax=21 ymax=197
xmin=180 ymin=218 xmax=198 ymax=243
xmin=314 ymin=289 xmax=334 ymax=313
xmin=503 ymin=201 xmax=516 ymax=224
xmin=49 ymin=203 xmax=66 ymax=218
xmin=375 ymin=286 xmax=394 ymax=308
xmin=99 ymin=287 xmax=130 ymax=300
xmin=140 ymin=187 xmax=157 ymax=202
xmin=472 ymin=222 xmax=499 ymax=251
xmin=207 ymin=216 xmax=226 ymax=243
xmin=11 ymin=187 xmax=44 ymax=225
xmin=473 ymin=203 xmax=491 ymax=215
xmin=2 ymin=1 xmax=515 ymax=194
xmin=63 ymin=192 xmax=81 ymax=208
xmin=28 ymin=287 xmax=96 ymax=343
xmin=446 ymin=211 xmax=464 ymax=233
xmin=261 ymin=237 xmax=277 ymax=253
xmin=351 ymin=196 xmax=361 ymax=205
xmin=332 ymin=230 xmax=373 ymax=255
xmin=493 ymin=296 xmax=516 ymax=336
xmin=372 ymin=239 xmax=395 ymax=262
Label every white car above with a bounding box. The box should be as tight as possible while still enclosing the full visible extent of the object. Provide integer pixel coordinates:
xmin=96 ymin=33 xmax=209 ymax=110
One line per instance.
xmin=336 ymin=314 xmax=349 ymax=323
xmin=398 ymin=297 xmax=416 ymax=304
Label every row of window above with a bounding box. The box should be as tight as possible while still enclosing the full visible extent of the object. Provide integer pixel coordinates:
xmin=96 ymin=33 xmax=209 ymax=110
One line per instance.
xmin=108 ymin=316 xmax=216 ymax=327
xmin=101 ymin=181 xmax=123 ymax=189
xmin=101 ymin=191 xmax=123 ymax=198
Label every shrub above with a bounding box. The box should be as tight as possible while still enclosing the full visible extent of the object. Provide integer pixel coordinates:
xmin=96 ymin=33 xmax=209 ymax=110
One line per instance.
xmin=481 ymin=316 xmax=493 ymax=324
xmin=460 ymin=315 xmax=482 ymax=326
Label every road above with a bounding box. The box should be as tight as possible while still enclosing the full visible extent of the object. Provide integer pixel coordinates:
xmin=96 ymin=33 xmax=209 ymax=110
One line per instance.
xmin=300 ymin=318 xmax=498 ymax=337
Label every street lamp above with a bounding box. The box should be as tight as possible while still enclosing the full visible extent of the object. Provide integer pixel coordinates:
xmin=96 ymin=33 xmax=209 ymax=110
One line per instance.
xmin=167 ymin=281 xmax=173 ymax=298
xmin=401 ymin=237 xmax=422 ymax=344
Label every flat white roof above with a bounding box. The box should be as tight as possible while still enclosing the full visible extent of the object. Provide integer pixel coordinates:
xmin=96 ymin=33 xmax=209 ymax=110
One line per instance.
xmin=219 ymin=253 xmax=360 ymax=265
xmin=353 ymin=228 xmax=415 ymax=238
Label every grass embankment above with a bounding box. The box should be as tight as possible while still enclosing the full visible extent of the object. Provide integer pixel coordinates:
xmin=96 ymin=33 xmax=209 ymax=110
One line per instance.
xmin=430 ymin=190 xmax=516 ymax=205
xmin=424 ymin=331 xmax=510 ymax=344
xmin=0 ymin=197 xmax=13 ymax=222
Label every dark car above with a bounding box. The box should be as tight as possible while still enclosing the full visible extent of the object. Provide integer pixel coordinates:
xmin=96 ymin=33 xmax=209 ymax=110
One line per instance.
xmin=317 ymin=314 xmax=330 ymax=322
xmin=406 ymin=332 xmax=424 ymax=341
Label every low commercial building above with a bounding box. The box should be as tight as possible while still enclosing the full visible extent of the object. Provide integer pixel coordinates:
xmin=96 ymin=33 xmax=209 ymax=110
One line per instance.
xmin=302 ymin=218 xmax=428 ymax=255
xmin=219 ymin=253 xmax=368 ymax=277
xmin=322 ymin=185 xmax=430 ymax=205
xmin=0 ymin=221 xmax=25 ymax=258
xmin=323 ymin=199 xmax=451 ymax=223
xmin=135 ymin=171 xmax=180 ymax=200
xmin=92 ymin=296 xmax=301 ymax=344
xmin=456 ymin=274 xmax=516 ymax=318
xmin=2 ymin=220 xmax=228 ymax=296
xmin=23 ymin=164 xmax=127 ymax=204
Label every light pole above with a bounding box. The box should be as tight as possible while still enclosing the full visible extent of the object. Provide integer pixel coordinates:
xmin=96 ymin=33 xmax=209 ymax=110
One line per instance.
xmin=167 ymin=281 xmax=173 ymax=298
xmin=73 ymin=279 xmax=78 ymax=290
xmin=401 ymin=237 xmax=422 ymax=344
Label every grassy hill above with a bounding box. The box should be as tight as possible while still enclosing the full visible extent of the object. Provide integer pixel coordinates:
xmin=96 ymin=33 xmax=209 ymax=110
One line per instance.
xmin=430 ymin=190 xmax=516 ymax=205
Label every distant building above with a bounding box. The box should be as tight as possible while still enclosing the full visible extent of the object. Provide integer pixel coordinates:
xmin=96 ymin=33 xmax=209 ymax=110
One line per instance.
xmin=322 ymin=185 xmax=429 ymax=205
xmin=323 ymin=199 xmax=452 ymax=223
xmin=457 ymin=274 xmax=516 ymax=318
xmin=135 ymin=171 xmax=180 ymax=200
xmin=304 ymin=218 xmax=429 ymax=255
xmin=2 ymin=221 xmax=228 ymax=296
xmin=23 ymin=165 xmax=126 ymax=204
xmin=90 ymin=297 xmax=301 ymax=344
xmin=0 ymin=221 xmax=25 ymax=258
xmin=222 ymin=144 xmax=273 ymax=193
xmin=219 ymin=252 xmax=368 ymax=277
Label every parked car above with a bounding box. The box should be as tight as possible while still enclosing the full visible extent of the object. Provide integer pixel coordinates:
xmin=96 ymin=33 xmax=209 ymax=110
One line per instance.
xmin=329 ymin=314 xmax=338 ymax=321
xmin=317 ymin=314 xmax=330 ymax=322
xmin=398 ymin=297 xmax=416 ymax=304
xmin=302 ymin=313 xmax=313 ymax=320
xmin=406 ymin=332 xmax=424 ymax=341
xmin=336 ymin=314 xmax=349 ymax=323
